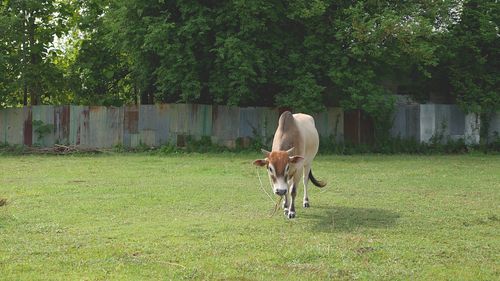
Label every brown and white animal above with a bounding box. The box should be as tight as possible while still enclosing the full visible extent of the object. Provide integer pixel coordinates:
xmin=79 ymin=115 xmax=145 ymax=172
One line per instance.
xmin=253 ymin=111 xmax=326 ymax=219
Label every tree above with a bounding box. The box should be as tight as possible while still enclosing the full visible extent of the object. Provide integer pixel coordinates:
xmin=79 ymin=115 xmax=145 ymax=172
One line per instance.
xmin=65 ymin=0 xmax=135 ymax=106
xmin=445 ymin=0 xmax=499 ymax=142
xmin=284 ymin=1 xmax=456 ymax=141
xmin=3 ymin=0 xmax=491 ymax=142
xmin=0 ymin=0 xmax=71 ymax=106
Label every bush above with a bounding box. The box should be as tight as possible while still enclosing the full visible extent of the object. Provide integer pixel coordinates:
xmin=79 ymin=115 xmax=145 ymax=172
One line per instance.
xmin=157 ymin=143 xmax=180 ymax=154
xmin=1 ymin=133 xmax=497 ymax=156
xmin=318 ymin=135 xmax=475 ymax=155
xmin=485 ymin=132 xmax=500 ymax=152
xmin=185 ymin=136 xmax=228 ymax=153
xmin=0 ymin=143 xmax=25 ymax=155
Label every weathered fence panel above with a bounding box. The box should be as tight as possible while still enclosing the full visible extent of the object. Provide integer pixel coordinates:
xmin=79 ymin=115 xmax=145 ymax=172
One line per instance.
xmin=419 ymin=104 xmax=436 ymax=143
xmin=3 ymin=103 xmax=490 ymax=148
xmin=23 ymin=107 xmax=32 ymax=146
xmin=344 ymin=110 xmax=374 ymax=145
xmin=238 ymin=107 xmax=259 ymax=139
xmin=138 ymin=105 xmax=157 ymax=147
xmin=313 ymin=107 xmax=344 ymax=142
xmin=1 ymin=108 xmax=26 ymax=145
xmin=391 ymin=104 xmax=420 ymax=140
xmin=448 ymin=106 xmax=465 ymax=138
xmin=187 ymin=104 xmax=212 ymax=139
xmin=489 ymin=113 xmax=500 ymax=141
xmin=464 ymin=113 xmax=480 ymax=144
xmin=259 ymin=107 xmax=280 ymax=144
xmin=168 ymin=103 xmax=189 ymax=142
xmin=88 ymin=106 xmax=123 ymax=148
xmin=155 ymin=104 xmax=171 ymax=146
xmin=69 ymin=105 xmax=90 ymax=147
xmin=237 ymin=107 xmax=278 ymax=147
xmin=54 ymin=106 xmax=70 ymax=145
xmin=32 ymin=105 xmax=55 ymax=146
xmin=123 ymin=105 xmax=139 ymax=147
xmin=212 ymin=105 xmax=241 ymax=147
xmin=408 ymin=104 xmax=480 ymax=143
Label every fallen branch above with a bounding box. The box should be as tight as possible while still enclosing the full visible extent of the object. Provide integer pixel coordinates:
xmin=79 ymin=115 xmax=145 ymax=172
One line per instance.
xmin=22 ymin=145 xmax=106 ymax=155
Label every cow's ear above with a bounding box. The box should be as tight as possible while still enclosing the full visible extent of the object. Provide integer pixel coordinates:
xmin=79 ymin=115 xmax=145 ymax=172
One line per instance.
xmin=289 ymin=156 xmax=304 ymax=166
xmin=253 ymin=159 xmax=268 ymax=167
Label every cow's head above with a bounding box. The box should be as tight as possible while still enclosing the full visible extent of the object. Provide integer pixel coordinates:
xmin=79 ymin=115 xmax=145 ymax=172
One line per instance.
xmin=253 ymin=148 xmax=304 ymax=196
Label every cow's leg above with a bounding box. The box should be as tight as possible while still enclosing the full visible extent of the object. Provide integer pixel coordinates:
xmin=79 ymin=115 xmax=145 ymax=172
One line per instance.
xmin=287 ymin=172 xmax=301 ymax=219
xmin=283 ymin=177 xmax=293 ymax=215
xmin=287 ymin=182 xmax=297 ymax=218
xmin=303 ymin=165 xmax=311 ymax=208
xmin=283 ymin=193 xmax=289 ymax=215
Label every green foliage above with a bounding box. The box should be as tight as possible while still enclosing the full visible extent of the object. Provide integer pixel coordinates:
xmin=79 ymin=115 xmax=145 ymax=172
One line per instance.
xmin=428 ymin=0 xmax=500 ymax=140
xmin=0 ymin=0 xmax=497 ymax=148
xmin=150 ymin=137 xmax=229 ymax=155
xmin=486 ymin=132 xmax=500 ymax=152
xmin=318 ymin=133 xmax=478 ymax=155
xmin=32 ymin=120 xmax=53 ymax=145
xmin=276 ymin=73 xmax=326 ymax=114
xmin=112 ymin=143 xmax=126 ymax=153
xmin=0 ymin=0 xmax=72 ymax=105
xmin=67 ymin=0 xmax=135 ymax=106
xmin=0 ymin=143 xmax=25 ymax=155
xmin=237 ymin=126 xmax=272 ymax=153
xmin=185 ymin=136 xmax=228 ymax=153
xmin=157 ymin=143 xmax=180 ymax=155
xmin=66 ymin=1 xmax=461 ymax=113
xmin=428 ymin=120 xmax=448 ymax=146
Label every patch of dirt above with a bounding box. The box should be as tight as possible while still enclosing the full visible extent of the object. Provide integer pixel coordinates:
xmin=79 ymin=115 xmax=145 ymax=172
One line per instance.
xmin=0 ymin=198 xmax=7 ymax=207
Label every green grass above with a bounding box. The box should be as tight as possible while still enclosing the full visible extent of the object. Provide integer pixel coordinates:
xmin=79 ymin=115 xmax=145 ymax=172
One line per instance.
xmin=0 ymin=153 xmax=499 ymax=280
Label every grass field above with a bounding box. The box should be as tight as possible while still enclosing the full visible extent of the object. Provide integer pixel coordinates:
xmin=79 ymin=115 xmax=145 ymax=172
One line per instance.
xmin=0 ymin=153 xmax=499 ymax=280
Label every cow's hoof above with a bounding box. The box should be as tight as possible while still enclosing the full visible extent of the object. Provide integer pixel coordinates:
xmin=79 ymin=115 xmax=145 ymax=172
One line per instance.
xmin=303 ymin=202 xmax=310 ymax=208
xmin=284 ymin=208 xmax=289 ymax=216
xmin=287 ymin=211 xmax=296 ymax=219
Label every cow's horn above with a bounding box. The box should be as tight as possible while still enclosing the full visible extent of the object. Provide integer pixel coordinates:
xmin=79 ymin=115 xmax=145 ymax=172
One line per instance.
xmin=286 ymin=147 xmax=295 ymax=155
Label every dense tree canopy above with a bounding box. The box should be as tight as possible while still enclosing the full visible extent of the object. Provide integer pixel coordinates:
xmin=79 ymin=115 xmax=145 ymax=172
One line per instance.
xmin=0 ymin=0 xmax=72 ymax=105
xmin=446 ymin=0 xmax=499 ymax=140
xmin=1 ymin=0 xmax=498 ymax=132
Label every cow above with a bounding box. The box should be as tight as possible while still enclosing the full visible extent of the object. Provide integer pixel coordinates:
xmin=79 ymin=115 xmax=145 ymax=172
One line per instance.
xmin=253 ymin=111 xmax=326 ymax=219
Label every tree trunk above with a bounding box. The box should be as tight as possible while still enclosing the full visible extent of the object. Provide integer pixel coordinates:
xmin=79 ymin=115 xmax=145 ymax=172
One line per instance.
xmin=27 ymin=14 xmax=41 ymax=106
xmin=23 ymin=84 xmax=27 ymax=106
xmin=140 ymin=81 xmax=155 ymax=104
xmin=134 ymin=85 xmax=138 ymax=105
xmin=22 ymin=9 xmax=29 ymax=106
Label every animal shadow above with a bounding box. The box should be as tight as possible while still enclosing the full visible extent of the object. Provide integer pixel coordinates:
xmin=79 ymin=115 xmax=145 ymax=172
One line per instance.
xmin=302 ymin=205 xmax=400 ymax=233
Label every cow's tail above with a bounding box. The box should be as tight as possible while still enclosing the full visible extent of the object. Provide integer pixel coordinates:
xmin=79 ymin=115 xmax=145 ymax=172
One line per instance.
xmin=309 ymin=170 xmax=326 ymax=188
